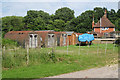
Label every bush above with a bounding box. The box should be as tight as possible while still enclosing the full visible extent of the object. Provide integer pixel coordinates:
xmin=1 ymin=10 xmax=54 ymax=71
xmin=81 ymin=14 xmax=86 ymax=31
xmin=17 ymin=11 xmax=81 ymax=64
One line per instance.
xmin=2 ymin=38 xmax=19 ymax=48
xmin=2 ymin=48 xmax=57 ymax=68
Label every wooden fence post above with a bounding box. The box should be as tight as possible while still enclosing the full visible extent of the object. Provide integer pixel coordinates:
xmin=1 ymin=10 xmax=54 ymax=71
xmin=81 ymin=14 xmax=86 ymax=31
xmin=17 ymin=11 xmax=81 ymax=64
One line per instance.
xmin=97 ymin=42 xmax=99 ymax=56
xmin=3 ymin=46 xmax=5 ymax=52
xmin=87 ymin=43 xmax=89 ymax=55
xmin=26 ymin=45 xmax=29 ymax=65
xmin=105 ymin=41 xmax=107 ymax=55
xmin=78 ymin=42 xmax=81 ymax=55
xmin=67 ymin=35 xmax=69 ymax=55
xmin=113 ymin=43 xmax=115 ymax=53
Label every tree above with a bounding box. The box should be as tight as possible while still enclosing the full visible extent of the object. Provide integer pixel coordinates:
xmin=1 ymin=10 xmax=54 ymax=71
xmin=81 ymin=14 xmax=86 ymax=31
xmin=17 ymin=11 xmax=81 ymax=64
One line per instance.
xmin=55 ymin=7 xmax=75 ymax=22
xmin=107 ymin=9 xmax=117 ymax=24
xmin=2 ymin=16 xmax=24 ymax=37
xmin=94 ymin=7 xmax=104 ymax=21
xmin=115 ymin=18 xmax=120 ymax=31
xmin=66 ymin=10 xmax=94 ymax=33
xmin=117 ymin=9 xmax=120 ymax=18
xmin=24 ymin=10 xmax=51 ymax=30
xmin=2 ymin=7 xmax=120 ymax=37
xmin=65 ymin=18 xmax=79 ymax=31
xmin=53 ymin=19 xmax=65 ymax=31
xmin=26 ymin=17 xmax=46 ymax=30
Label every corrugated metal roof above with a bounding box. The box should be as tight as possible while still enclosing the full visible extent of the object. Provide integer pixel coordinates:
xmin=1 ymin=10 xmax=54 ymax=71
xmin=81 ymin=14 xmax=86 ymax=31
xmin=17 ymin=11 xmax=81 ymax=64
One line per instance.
xmin=64 ymin=31 xmax=74 ymax=35
xmin=4 ymin=31 xmax=34 ymax=45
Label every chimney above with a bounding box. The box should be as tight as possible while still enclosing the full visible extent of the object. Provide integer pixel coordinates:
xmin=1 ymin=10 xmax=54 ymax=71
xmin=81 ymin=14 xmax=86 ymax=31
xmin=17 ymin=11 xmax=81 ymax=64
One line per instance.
xmin=92 ymin=15 xmax=94 ymax=29
xmin=100 ymin=18 xmax=102 ymax=33
xmin=104 ymin=9 xmax=107 ymax=17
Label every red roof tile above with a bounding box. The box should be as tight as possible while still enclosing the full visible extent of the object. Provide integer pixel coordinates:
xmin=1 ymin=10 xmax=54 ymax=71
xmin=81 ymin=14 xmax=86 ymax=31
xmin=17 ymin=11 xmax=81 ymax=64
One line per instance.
xmin=93 ymin=15 xmax=115 ymax=28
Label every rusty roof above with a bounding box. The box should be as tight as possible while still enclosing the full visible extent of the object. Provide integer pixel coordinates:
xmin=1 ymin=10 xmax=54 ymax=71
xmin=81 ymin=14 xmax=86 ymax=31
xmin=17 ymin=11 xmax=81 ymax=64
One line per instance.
xmin=93 ymin=15 xmax=115 ymax=28
xmin=75 ymin=33 xmax=83 ymax=35
xmin=54 ymin=32 xmax=66 ymax=34
xmin=4 ymin=31 xmax=34 ymax=45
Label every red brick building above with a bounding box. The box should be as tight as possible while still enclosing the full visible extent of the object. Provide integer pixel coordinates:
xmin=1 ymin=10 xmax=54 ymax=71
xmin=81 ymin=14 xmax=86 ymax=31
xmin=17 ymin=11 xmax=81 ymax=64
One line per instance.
xmin=92 ymin=10 xmax=115 ymax=37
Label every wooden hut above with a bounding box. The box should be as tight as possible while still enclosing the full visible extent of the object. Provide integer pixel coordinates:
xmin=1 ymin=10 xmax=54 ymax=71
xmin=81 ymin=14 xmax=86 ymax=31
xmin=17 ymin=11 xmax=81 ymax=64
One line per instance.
xmin=54 ymin=32 xmax=67 ymax=46
xmin=65 ymin=31 xmax=76 ymax=45
xmin=35 ymin=31 xmax=57 ymax=48
xmin=4 ymin=31 xmax=41 ymax=48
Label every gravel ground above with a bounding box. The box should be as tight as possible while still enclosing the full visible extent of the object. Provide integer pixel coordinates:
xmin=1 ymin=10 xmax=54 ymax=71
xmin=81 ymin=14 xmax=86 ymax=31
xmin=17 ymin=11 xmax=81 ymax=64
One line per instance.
xmin=47 ymin=64 xmax=118 ymax=78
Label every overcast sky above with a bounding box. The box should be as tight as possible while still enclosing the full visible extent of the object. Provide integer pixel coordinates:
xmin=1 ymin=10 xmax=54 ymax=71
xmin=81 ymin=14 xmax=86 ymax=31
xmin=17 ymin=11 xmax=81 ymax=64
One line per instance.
xmin=1 ymin=0 xmax=120 ymax=17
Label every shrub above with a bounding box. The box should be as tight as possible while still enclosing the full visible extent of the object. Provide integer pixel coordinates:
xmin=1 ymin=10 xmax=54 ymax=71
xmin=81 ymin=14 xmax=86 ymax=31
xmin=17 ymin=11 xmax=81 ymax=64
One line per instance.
xmin=2 ymin=48 xmax=57 ymax=68
xmin=2 ymin=38 xmax=19 ymax=48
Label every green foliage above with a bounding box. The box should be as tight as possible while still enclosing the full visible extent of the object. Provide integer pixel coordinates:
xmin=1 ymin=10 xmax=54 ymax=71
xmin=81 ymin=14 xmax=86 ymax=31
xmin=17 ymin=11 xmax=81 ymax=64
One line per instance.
xmin=66 ymin=10 xmax=94 ymax=33
xmin=2 ymin=38 xmax=19 ymax=48
xmin=55 ymin=7 xmax=75 ymax=22
xmin=2 ymin=48 xmax=57 ymax=68
xmin=115 ymin=18 xmax=120 ymax=31
xmin=2 ymin=16 xmax=25 ymax=37
xmin=117 ymin=9 xmax=120 ymax=18
xmin=2 ymin=44 xmax=118 ymax=78
xmin=2 ymin=7 xmax=120 ymax=37
xmin=53 ymin=19 xmax=65 ymax=31
xmin=24 ymin=10 xmax=50 ymax=30
xmin=94 ymin=7 xmax=104 ymax=21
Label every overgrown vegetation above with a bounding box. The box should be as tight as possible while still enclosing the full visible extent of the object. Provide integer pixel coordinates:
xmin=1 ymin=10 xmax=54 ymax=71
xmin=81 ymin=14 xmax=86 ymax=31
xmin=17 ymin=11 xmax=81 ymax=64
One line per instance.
xmin=2 ymin=39 xmax=19 ymax=48
xmin=2 ymin=50 xmax=57 ymax=68
xmin=2 ymin=7 xmax=120 ymax=37
xmin=2 ymin=44 xmax=118 ymax=78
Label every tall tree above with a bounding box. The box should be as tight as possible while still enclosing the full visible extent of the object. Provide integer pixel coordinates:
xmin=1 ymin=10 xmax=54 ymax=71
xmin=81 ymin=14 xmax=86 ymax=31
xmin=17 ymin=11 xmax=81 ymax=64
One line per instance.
xmin=55 ymin=7 xmax=75 ymax=22
xmin=117 ymin=9 xmax=120 ymax=18
xmin=66 ymin=10 xmax=94 ymax=33
xmin=53 ymin=19 xmax=65 ymax=31
xmin=2 ymin=16 xmax=24 ymax=37
xmin=94 ymin=7 xmax=104 ymax=22
xmin=24 ymin=10 xmax=51 ymax=30
xmin=107 ymin=9 xmax=117 ymax=24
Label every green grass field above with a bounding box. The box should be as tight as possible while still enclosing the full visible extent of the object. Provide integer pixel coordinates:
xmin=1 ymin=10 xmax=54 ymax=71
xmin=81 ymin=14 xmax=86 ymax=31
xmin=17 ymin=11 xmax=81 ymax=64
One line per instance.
xmin=2 ymin=44 xmax=118 ymax=78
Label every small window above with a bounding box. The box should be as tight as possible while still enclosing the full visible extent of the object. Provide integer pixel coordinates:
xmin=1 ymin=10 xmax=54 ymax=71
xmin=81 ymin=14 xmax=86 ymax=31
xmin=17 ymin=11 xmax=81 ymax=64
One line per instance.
xmin=48 ymin=35 xmax=50 ymax=38
xmin=101 ymin=28 xmax=105 ymax=30
xmin=62 ymin=34 xmax=64 ymax=37
xmin=34 ymin=35 xmax=37 ymax=38
xmin=30 ymin=35 xmax=32 ymax=37
xmin=102 ymin=27 xmax=109 ymax=30
xmin=52 ymin=35 xmax=54 ymax=37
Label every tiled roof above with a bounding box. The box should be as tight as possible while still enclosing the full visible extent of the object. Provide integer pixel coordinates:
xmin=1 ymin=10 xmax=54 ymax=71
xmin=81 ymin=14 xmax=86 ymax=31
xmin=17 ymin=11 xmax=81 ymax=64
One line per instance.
xmin=93 ymin=15 xmax=115 ymax=28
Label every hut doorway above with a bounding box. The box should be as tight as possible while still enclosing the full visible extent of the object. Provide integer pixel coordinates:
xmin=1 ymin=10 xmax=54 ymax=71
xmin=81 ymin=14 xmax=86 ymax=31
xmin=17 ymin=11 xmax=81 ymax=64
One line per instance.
xmin=63 ymin=34 xmax=67 ymax=46
xmin=29 ymin=34 xmax=38 ymax=48
xmin=48 ymin=34 xmax=55 ymax=47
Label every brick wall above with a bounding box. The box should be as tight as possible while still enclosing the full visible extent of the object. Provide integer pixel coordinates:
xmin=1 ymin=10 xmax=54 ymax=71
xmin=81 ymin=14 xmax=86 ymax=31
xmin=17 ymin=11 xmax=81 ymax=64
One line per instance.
xmin=94 ymin=27 xmax=114 ymax=33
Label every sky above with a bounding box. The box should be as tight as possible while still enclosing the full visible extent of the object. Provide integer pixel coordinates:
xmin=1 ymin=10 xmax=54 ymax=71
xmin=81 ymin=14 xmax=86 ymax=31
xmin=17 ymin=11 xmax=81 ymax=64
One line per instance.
xmin=1 ymin=0 xmax=120 ymax=17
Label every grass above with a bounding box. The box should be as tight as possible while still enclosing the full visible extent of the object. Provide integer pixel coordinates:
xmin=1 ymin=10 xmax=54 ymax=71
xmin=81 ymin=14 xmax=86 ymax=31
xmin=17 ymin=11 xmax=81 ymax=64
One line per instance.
xmin=2 ymin=43 xmax=118 ymax=78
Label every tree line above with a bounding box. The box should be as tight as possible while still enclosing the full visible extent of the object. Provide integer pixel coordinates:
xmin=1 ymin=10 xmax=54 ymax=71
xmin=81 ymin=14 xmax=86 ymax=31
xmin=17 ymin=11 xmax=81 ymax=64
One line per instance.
xmin=1 ymin=7 xmax=120 ymax=37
